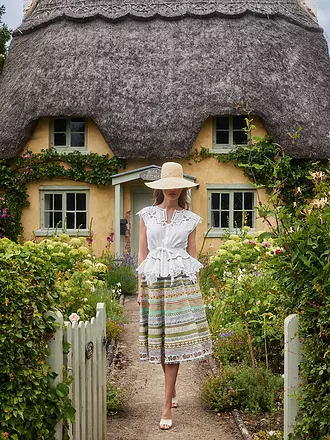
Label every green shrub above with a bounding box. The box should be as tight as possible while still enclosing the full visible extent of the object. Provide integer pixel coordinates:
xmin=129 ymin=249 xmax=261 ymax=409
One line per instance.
xmin=0 ymin=238 xmax=74 ymax=439
xmin=202 ymin=366 xmax=283 ymax=413
xmin=105 ymin=254 xmax=137 ymax=294
xmin=106 ymin=381 xmax=126 ymax=415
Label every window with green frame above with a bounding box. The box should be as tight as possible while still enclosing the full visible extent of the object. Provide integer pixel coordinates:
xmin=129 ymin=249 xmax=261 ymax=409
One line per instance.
xmin=51 ymin=118 xmax=87 ymax=151
xmin=207 ymin=188 xmax=256 ymax=234
xmin=38 ymin=187 xmax=89 ymax=234
xmin=212 ymin=116 xmax=248 ymax=151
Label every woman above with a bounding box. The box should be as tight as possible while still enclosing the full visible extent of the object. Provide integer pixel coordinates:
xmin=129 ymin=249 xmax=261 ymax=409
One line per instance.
xmin=137 ymin=162 xmax=213 ymax=430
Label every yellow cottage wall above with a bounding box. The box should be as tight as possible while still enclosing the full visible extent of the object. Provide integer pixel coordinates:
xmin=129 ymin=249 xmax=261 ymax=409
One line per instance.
xmin=21 ymin=117 xmax=269 ymax=255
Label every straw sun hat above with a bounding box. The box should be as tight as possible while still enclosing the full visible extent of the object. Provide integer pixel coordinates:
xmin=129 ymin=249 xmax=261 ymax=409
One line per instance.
xmin=145 ymin=162 xmax=198 ymax=190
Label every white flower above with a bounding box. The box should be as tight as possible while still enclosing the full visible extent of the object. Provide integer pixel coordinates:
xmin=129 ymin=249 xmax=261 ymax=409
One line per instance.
xmin=268 ymin=431 xmax=276 ymax=437
xmin=116 ymin=282 xmax=121 ymax=286
xmin=69 ymin=313 xmax=80 ymax=323
xmin=83 ymin=298 xmax=88 ymax=302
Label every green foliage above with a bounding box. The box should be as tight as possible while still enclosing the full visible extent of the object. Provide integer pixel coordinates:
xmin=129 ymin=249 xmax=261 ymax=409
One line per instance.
xmin=104 ymin=254 xmax=137 ymax=294
xmin=204 ymin=230 xmax=284 ymax=370
xmin=106 ymin=381 xmax=126 ymax=415
xmin=260 ymin=171 xmax=330 ymax=438
xmin=202 ymin=366 xmax=283 ymax=413
xmin=0 ymin=150 xmax=126 ymax=242
xmin=0 ymin=5 xmax=11 ymax=73
xmin=0 ymin=238 xmax=74 ymax=439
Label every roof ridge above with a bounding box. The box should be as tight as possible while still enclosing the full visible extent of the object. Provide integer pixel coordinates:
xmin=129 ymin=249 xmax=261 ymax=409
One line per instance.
xmin=16 ymin=0 xmax=320 ymax=34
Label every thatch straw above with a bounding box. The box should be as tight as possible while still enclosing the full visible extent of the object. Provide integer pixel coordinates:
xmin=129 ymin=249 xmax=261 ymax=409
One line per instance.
xmin=0 ymin=0 xmax=329 ymax=160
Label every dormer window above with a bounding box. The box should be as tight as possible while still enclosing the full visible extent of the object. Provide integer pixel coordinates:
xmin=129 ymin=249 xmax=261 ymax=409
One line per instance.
xmin=51 ymin=118 xmax=87 ymax=152
xmin=212 ymin=116 xmax=248 ymax=152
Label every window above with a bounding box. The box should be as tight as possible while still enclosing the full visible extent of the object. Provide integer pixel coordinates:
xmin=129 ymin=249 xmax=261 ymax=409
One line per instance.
xmin=36 ymin=187 xmax=89 ymax=236
xmin=213 ymin=116 xmax=248 ymax=151
xmin=51 ymin=118 xmax=87 ymax=151
xmin=207 ymin=185 xmax=256 ymax=235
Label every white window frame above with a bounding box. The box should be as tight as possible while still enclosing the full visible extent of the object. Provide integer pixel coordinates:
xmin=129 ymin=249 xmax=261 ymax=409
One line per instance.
xmin=35 ymin=186 xmax=90 ymax=236
xmin=206 ymin=184 xmax=257 ymax=237
xmin=50 ymin=117 xmax=88 ymax=153
xmin=212 ymin=115 xmax=248 ymax=152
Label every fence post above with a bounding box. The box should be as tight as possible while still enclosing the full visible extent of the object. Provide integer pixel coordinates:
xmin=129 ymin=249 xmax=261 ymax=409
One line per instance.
xmin=46 ymin=310 xmax=64 ymax=440
xmin=284 ymin=314 xmax=303 ymax=440
xmin=97 ymin=303 xmax=107 ymax=440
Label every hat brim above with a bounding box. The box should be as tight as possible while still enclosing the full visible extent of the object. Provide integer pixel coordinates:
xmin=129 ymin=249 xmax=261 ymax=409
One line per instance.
xmin=145 ymin=177 xmax=199 ymax=190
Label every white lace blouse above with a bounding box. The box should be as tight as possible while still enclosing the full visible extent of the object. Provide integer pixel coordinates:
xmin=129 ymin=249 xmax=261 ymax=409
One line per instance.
xmin=136 ymin=205 xmax=203 ymax=285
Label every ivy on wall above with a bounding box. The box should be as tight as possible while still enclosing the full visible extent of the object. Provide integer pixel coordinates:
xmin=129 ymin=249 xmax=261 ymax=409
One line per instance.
xmin=0 ymin=149 xmax=126 ymax=241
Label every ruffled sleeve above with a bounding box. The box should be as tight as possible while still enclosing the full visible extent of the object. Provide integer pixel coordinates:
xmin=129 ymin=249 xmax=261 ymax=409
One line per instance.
xmin=188 ymin=213 xmax=202 ymax=234
xmin=136 ymin=206 xmax=150 ymax=225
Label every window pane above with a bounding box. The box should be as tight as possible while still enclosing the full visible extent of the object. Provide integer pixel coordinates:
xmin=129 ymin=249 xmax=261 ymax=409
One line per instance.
xmin=244 ymin=192 xmax=254 ymax=210
xmin=245 ymin=211 xmax=254 ymax=228
xmin=221 ymin=193 xmax=229 ymax=210
xmin=220 ymin=211 xmax=229 ymax=228
xmin=54 ymin=212 xmax=62 ymax=228
xmin=234 ymin=211 xmax=243 ymax=228
xmin=211 ymin=211 xmax=219 ymax=227
xmin=76 ymin=212 xmax=87 ymax=229
xmin=66 ymin=212 xmax=75 ymax=229
xmin=233 ymin=116 xmax=246 ymax=130
xmin=67 ymin=193 xmax=75 ymax=211
xmin=54 ymin=119 xmax=67 ymax=132
xmin=234 ymin=192 xmax=243 ymax=210
xmin=233 ymin=130 xmax=247 ymax=145
xmin=54 ymin=133 xmax=67 ymax=146
xmin=54 ymin=194 xmax=62 ymax=211
xmin=211 ymin=193 xmax=220 ymax=210
xmin=216 ymin=131 xmax=229 ymax=145
xmin=216 ymin=117 xmax=229 ymax=130
xmin=71 ymin=133 xmax=85 ymax=147
xmin=44 ymin=212 xmax=53 ymax=228
xmin=76 ymin=193 xmax=86 ymax=211
xmin=70 ymin=118 xmax=85 ymax=133
xmin=44 ymin=194 xmax=53 ymax=210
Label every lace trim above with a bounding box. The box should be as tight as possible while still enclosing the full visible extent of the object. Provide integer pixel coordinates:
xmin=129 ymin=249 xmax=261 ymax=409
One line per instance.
xmin=138 ymin=206 xmax=202 ymax=229
xmin=137 ymin=254 xmax=203 ymax=285
xmin=19 ymin=0 xmax=319 ymax=32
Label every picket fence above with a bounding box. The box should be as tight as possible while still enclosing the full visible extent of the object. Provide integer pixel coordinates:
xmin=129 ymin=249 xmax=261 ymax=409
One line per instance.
xmin=47 ymin=303 xmax=107 ymax=440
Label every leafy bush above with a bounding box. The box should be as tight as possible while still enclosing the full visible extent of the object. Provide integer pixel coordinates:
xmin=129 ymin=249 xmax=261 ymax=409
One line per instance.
xmin=106 ymin=381 xmax=126 ymax=415
xmin=204 ymin=230 xmax=284 ymax=371
xmin=202 ymin=366 xmax=283 ymax=413
xmin=0 ymin=238 xmax=74 ymax=439
xmin=259 ymin=170 xmax=330 ymax=438
xmin=105 ymin=254 xmax=137 ymax=294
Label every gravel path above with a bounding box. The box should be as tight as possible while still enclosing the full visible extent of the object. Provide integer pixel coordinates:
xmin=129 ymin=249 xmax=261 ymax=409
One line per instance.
xmin=107 ymin=296 xmax=242 ymax=440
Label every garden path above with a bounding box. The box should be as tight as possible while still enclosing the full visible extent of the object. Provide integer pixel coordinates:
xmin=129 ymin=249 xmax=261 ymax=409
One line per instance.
xmin=106 ymin=296 xmax=242 ymax=440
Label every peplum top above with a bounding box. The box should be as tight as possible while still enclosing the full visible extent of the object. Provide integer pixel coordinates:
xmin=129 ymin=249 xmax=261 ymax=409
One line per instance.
xmin=136 ymin=205 xmax=203 ymax=285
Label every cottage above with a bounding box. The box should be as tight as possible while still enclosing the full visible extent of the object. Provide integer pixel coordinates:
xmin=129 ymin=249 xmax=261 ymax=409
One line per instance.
xmin=0 ymin=0 xmax=329 ymax=255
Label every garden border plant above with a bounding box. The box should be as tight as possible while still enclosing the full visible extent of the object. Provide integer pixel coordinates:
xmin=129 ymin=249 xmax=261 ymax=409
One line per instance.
xmin=0 ymin=239 xmax=75 ymax=440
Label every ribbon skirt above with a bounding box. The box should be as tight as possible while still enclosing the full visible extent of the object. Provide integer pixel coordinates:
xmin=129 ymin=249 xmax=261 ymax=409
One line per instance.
xmin=139 ymin=276 xmax=213 ymax=364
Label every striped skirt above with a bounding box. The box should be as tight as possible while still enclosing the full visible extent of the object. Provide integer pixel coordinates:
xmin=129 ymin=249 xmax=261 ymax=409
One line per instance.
xmin=139 ymin=276 xmax=213 ymax=364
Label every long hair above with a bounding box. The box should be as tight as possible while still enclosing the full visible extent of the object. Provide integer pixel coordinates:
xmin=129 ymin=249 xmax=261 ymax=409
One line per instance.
xmin=153 ymin=189 xmax=189 ymax=210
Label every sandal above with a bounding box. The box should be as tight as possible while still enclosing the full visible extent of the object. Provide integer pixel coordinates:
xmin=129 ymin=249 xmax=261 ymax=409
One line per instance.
xmin=159 ymin=418 xmax=172 ymax=430
xmin=171 ymin=397 xmax=179 ymax=408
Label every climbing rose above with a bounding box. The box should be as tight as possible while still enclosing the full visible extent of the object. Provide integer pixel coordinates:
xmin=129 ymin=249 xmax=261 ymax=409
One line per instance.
xmin=69 ymin=313 xmax=80 ymax=323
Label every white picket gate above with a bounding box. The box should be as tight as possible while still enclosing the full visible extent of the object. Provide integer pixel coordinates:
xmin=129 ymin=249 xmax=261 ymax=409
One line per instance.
xmin=47 ymin=303 xmax=107 ymax=440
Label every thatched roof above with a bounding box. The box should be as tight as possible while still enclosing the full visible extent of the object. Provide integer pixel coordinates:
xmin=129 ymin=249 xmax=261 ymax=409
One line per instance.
xmin=0 ymin=0 xmax=329 ymax=160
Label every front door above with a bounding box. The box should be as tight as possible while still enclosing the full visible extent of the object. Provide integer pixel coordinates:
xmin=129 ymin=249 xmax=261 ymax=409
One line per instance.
xmin=131 ymin=185 xmax=153 ymax=256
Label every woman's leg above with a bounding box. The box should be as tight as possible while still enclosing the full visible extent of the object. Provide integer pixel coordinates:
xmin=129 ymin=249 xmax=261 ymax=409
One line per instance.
xmin=160 ymin=363 xmax=180 ymax=428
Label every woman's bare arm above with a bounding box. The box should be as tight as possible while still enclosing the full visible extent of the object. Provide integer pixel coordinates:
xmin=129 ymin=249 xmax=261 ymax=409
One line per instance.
xmin=137 ymin=218 xmax=148 ymax=304
xmin=187 ymin=228 xmax=199 ymax=281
